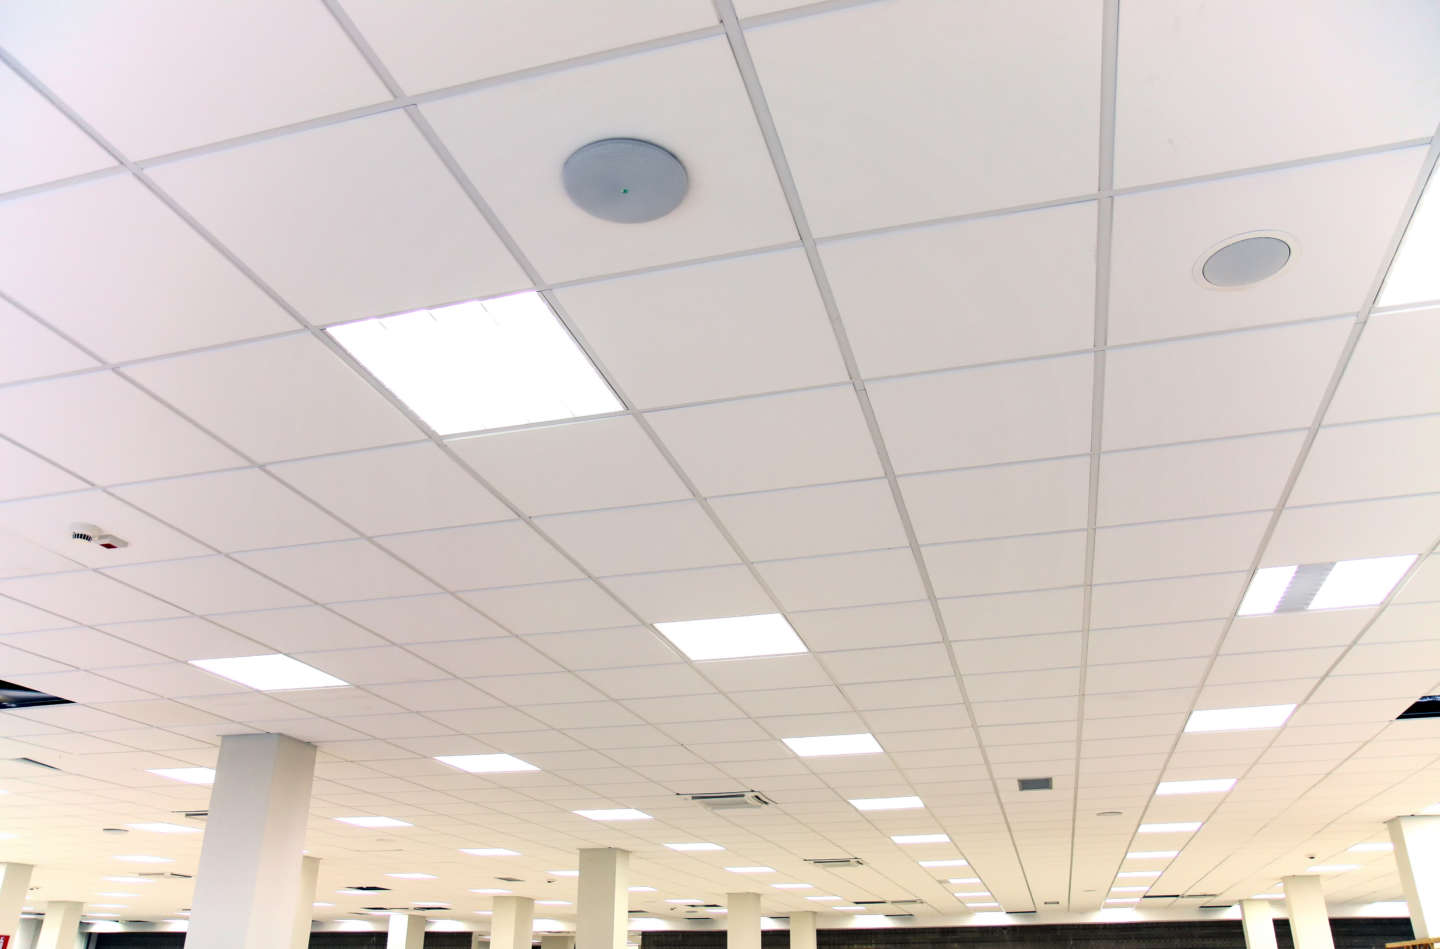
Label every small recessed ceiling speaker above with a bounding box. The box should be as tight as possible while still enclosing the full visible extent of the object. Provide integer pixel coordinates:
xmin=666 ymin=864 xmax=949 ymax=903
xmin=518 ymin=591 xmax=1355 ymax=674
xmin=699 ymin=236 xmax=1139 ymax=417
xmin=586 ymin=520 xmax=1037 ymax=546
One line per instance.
xmin=1199 ymin=233 xmax=1294 ymax=288
xmin=563 ymin=138 xmax=688 ymax=223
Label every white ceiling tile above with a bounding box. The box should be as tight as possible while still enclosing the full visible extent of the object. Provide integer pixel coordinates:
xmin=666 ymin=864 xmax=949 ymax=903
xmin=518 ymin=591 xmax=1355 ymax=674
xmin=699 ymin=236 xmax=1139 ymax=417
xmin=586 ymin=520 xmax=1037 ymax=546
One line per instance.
xmin=1088 ymin=658 xmax=1208 ymax=695
xmin=152 ymin=111 xmax=528 ymax=324
xmin=294 ymin=646 xmax=449 ymax=686
xmin=271 ymin=443 xmax=511 ymax=535
xmin=0 ymin=371 xmax=243 ymax=484
xmin=364 ymin=679 xmax=500 ymax=713
xmin=1396 ymin=555 xmax=1440 ymax=604
xmin=1092 ymin=513 xmax=1270 ymax=584
xmin=868 ymin=355 xmax=1093 ymax=474
xmin=209 ymin=605 xmax=385 ymax=653
xmin=0 ymin=571 xmax=184 ymax=625
xmin=621 ymin=694 xmax=743 ymax=724
xmin=730 ymin=685 xmax=849 ymax=718
xmin=1290 ymin=417 xmax=1440 ymax=506
xmin=1088 ymin=622 xmax=1225 ymax=665
xmin=1263 ymin=495 xmax=1440 ymax=566
xmin=0 ymin=297 xmax=98 ymax=386
xmin=557 ymin=249 xmax=846 ymax=408
xmin=1207 ymin=648 xmax=1344 ymax=685
xmin=1328 ymin=307 xmax=1440 ymax=424
xmin=823 ymin=202 xmax=1096 ymax=376
xmin=924 ymin=532 xmax=1086 ymax=599
xmin=341 ymin=0 xmax=715 ymax=93
xmin=2 ymin=0 xmax=387 ymax=156
xmin=972 ymin=696 xmax=1079 ymax=728
xmin=700 ymin=655 xmax=830 ymax=693
xmin=526 ymin=626 xmax=678 ymax=671
xmin=460 ymin=580 xmax=632 ymax=636
xmin=409 ymin=636 xmax=561 ymax=678
xmin=0 ymin=627 xmax=166 ymax=669
xmin=1223 ymin=610 xmax=1375 ymax=655
xmin=100 ymin=661 xmax=252 ymax=699
xmin=1109 ymin=149 xmax=1426 ymax=343
xmin=0 ymin=175 xmax=296 ymax=361
xmin=1098 ymin=432 xmax=1304 ymax=526
xmin=578 ymin=664 xmax=712 ymax=700
xmin=941 ymin=589 xmax=1084 ymax=641
xmin=98 ymin=616 xmax=265 ymax=662
xmin=450 ymin=415 xmax=688 ymax=517
xmin=0 ymin=534 xmax=80 ymax=579
xmin=788 ymin=601 xmax=940 ymax=652
xmin=758 ymin=548 xmax=924 ymax=612
xmin=820 ymin=644 xmax=953 ymax=685
xmin=901 ymin=457 xmax=1090 ymax=546
xmin=1114 ymin=0 xmax=1440 ymax=185
xmin=1 ymin=668 xmax=149 ymax=704
xmin=0 ymin=62 xmax=114 ymax=191
xmin=421 ymin=38 xmax=794 ymax=283
xmin=0 ymin=440 xmax=85 ymax=504
xmin=234 ymin=539 xmax=438 ymax=603
xmin=1363 ymin=602 xmax=1440 ymax=645
xmin=647 ymin=386 xmax=881 ymax=496
xmin=1333 ymin=641 xmax=1440 ymax=677
xmin=1103 ymin=321 xmax=1352 ymax=449
xmin=113 ymin=468 xmax=354 ymax=551
xmin=104 ymin=555 xmax=307 ymax=614
xmin=953 ymin=632 xmax=1081 ymax=676
xmin=328 ymin=593 xmax=506 ymax=644
xmin=1089 ymin=573 xmax=1247 ymax=630
xmin=0 ymin=489 xmax=211 ymax=568
xmin=537 ymin=501 xmax=736 ymax=576
xmin=125 ymin=333 xmax=422 ymax=464
xmin=965 ymin=667 xmax=1079 ymax=703
xmin=603 ymin=565 xmax=773 ymax=623
xmin=376 ymin=521 xmax=581 ymax=591
xmin=709 ymin=480 xmax=906 ymax=562
xmin=746 ymin=0 xmax=1100 ymax=234
xmin=472 ymin=672 xmax=609 ymax=708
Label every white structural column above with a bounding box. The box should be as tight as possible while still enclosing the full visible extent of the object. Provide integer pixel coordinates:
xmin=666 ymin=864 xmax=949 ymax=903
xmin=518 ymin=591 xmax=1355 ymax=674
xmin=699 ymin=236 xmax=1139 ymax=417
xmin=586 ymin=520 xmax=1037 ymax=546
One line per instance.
xmin=1239 ymin=898 xmax=1279 ymax=949
xmin=291 ymin=855 xmax=320 ymax=949
xmin=576 ymin=848 xmax=628 ymax=949
xmin=0 ymin=863 xmax=34 ymax=943
xmin=541 ymin=935 xmax=576 ymax=949
xmin=35 ymin=901 xmax=84 ymax=949
xmin=386 ymin=913 xmax=425 ymax=949
xmin=1388 ymin=815 xmax=1440 ymax=938
xmin=492 ymin=896 xmax=535 ymax=949
xmin=185 ymin=733 xmax=318 ymax=949
xmin=789 ymin=911 xmax=816 ymax=949
xmin=1282 ymin=875 xmax=1336 ymax=949
xmin=727 ymin=893 xmax=762 ymax=949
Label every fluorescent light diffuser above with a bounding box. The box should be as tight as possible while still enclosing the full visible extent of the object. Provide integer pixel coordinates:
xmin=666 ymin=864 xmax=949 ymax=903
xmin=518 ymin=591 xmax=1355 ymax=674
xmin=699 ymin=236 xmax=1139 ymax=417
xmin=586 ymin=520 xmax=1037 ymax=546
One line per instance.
xmin=850 ymin=796 xmax=923 ymax=811
xmin=772 ymin=883 xmax=813 ymax=889
xmin=190 ymin=654 xmax=346 ymax=691
xmin=782 ymin=733 xmax=883 ymax=757
xmin=919 ymin=859 xmax=968 ymax=868
xmin=1309 ymin=555 xmax=1416 ymax=610
xmin=1112 ymin=887 xmax=1149 ymax=893
xmin=313 ymin=902 xmax=335 ymax=908
xmin=833 ymin=905 xmax=864 ymax=911
xmin=1238 ymin=565 xmax=1297 ymax=615
xmin=967 ymin=903 xmax=1000 ymax=908
xmin=892 ymin=834 xmax=950 ymax=845
xmin=1250 ymin=893 xmax=1284 ymax=900
xmin=460 ymin=848 xmax=520 ymax=857
xmin=147 ymin=767 xmax=215 ymax=786
xmin=114 ymin=856 xmax=172 ymax=863
xmin=953 ymin=892 xmax=990 ymax=899
xmin=1117 ymin=871 xmax=1159 ymax=878
xmin=947 ymin=878 xmax=981 ymax=885
xmin=1126 ymin=851 xmax=1179 ymax=860
xmin=1379 ymin=162 xmax=1440 ymax=306
xmin=1156 ymin=778 xmax=1235 ymax=795
xmin=1348 ymin=842 xmax=1393 ymax=853
xmin=1106 ymin=898 xmax=1139 ymax=904
xmin=1308 ymin=864 xmax=1360 ymax=873
xmin=385 ymin=873 xmax=436 ymax=880
xmin=726 ymin=867 xmax=775 ymax=874
xmin=654 ymin=613 xmax=806 ymax=661
xmin=328 ymin=292 xmax=622 ymax=435
xmin=573 ymin=809 xmax=651 ymax=821
xmin=629 ymin=887 xmax=658 ymax=893
xmin=1185 ymin=705 xmax=1295 ymax=733
xmin=1138 ymin=822 xmax=1202 ymax=834
xmin=435 ymin=753 xmax=539 ymax=774
xmin=336 ymin=816 xmax=413 ymax=828
xmin=665 ymin=842 xmax=724 ymax=851
xmin=126 ymin=822 xmax=200 ymax=834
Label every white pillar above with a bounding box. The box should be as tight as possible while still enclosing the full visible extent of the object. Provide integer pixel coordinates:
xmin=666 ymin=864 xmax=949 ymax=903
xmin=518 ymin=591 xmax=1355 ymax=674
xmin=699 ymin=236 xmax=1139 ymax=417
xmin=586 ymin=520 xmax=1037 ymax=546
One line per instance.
xmin=185 ymin=733 xmax=317 ymax=949
xmin=1239 ymin=899 xmax=1278 ymax=949
xmin=492 ymin=896 xmax=534 ymax=949
xmin=727 ymin=893 xmax=761 ymax=949
xmin=1282 ymin=875 xmax=1335 ymax=949
xmin=387 ymin=913 xmax=425 ymax=949
xmin=35 ymin=902 xmax=83 ymax=949
xmin=789 ymin=911 xmax=816 ymax=949
xmin=1388 ymin=815 xmax=1440 ymax=939
xmin=541 ymin=935 xmax=574 ymax=949
xmin=0 ymin=864 xmax=34 ymax=943
xmin=576 ymin=849 xmax=627 ymax=949
xmin=290 ymin=856 xmax=320 ymax=949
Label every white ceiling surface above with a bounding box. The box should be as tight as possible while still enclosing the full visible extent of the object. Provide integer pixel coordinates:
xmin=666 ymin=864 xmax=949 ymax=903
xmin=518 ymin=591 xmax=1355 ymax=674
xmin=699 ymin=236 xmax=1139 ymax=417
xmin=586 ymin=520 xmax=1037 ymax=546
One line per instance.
xmin=0 ymin=0 xmax=1438 ymax=928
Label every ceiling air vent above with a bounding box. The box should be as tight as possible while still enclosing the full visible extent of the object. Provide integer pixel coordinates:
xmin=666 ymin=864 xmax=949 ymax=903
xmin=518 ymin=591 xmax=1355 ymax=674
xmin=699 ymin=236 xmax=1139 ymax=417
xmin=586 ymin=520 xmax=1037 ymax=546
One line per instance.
xmin=495 ymin=876 xmax=524 ymax=883
xmin=679 ymin=790 xmax=772 ymax=812
xmin=0 ymin=682 xmax=74 ymax=711
xmin=10 ymin=756 xmax=61 ymax=771
xmin=138 ymin=872 xmax=192 ymax=880
xmin=341 ymin=885 xmax=390 ymax=892
xmin=173 ymin=810 xmax=208 ymax=822
xmin=803 ymin=858 xmax=865 ymax=869
xmin=1017 ymin=777 xmax=1053 ymax=791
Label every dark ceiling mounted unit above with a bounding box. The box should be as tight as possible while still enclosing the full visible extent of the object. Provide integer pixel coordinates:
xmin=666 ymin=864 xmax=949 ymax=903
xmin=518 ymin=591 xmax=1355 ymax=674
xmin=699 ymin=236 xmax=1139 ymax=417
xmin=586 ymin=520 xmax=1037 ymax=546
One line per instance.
xmin=1018 ymin=777 xmax=1053 ymax=791
xmin=1398 ymin=695 xmax=1440 ymax=719
xmin=803 ymin=857 xmax=865 ymax=868
xmin=678 ymin=790 xmax=772 ymax=812
xmin=0 ymin=681 xmax=73 ymax=710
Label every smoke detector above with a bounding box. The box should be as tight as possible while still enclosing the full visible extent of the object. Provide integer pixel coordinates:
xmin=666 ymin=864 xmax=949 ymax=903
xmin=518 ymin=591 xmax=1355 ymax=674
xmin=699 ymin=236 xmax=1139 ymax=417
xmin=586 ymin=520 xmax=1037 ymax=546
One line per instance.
xmin=70 ymin=522 xmax=128 ymax=549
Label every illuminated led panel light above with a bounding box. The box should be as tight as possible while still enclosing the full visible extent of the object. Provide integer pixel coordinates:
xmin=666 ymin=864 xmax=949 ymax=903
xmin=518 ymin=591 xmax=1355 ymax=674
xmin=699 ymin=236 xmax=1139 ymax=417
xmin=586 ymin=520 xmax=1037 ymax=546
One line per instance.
xmin=1379 ymin=163 xmax=1440 ymax=306
xmin=435 ymin=754 xmax=539 ymax=774
xmin=1238 ymin=556 xmax=1415 ymax=615
xmin=665 ymin=842 xmax=723 ymax=852
xmin=327 ymin=292 xmax=621 ymax=435
xmin=573 ymin=809 xmax=651 ymax=821
xmin=655 ymin=613 xmax=806 ymax=661
xmin=190 ymin=654 xmax=346 ymax=691
xmin=336 ymin=816 xmax=412 ymax=828
xmin=1138 ymin=822 xmax=1202 ymax=833
xmin=1185 ymin=705 xmax=1295 ymax=733
xmin=147 ymin=768 xmax=215 ymax=785
xmin=782 ymin=733 xmax=883 ymax=757
xmin=850 ymin=796 xmax=923 ymax=811
xmin=892 ymin=834 xmax=950 ymax=845
xmin=1156 ymin=778 xmax=1235 ymax=795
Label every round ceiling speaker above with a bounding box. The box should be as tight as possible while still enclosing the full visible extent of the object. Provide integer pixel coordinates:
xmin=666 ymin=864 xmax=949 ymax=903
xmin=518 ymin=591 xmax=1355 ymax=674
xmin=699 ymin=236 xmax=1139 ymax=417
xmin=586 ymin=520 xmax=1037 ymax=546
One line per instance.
xmin=563 ymin=138 xmax=688 ymax=223
xmin=1199 ymin=233 xmax=1293 ymax=288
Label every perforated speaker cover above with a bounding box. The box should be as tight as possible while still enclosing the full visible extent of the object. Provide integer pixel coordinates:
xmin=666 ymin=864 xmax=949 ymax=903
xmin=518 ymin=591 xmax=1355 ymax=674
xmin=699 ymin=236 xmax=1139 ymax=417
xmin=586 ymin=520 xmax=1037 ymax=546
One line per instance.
xmin=563 ymin=138 xmax=688 ymax=223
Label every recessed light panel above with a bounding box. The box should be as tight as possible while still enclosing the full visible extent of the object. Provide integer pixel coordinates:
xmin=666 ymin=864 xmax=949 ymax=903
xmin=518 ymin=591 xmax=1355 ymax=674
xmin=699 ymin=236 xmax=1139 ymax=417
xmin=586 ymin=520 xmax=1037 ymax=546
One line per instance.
xmin=1111 ymin=887 xmax=1150 ymax=893
xmin=1117 ymin=871 xmax=1159 ymax=878
xmin=190 ymin=654 xmax=347 ymax=691
xmin=435 ymin=754 xmax=539 ymax=774
xmin=919 ymin=859 xmax=968 ymax=868
xmin=573 ymin=809 xmax=652 ymax=821
xmin=665 ymin=842 xmax=724 ymax=852
xmin=892 ymin=834 xmax=950 ymax=845
xmin=1156 ymin=778 xmax=1236 ymax=796
xmin=126 ymin=822 xmax=201 ymax=834
xmin=1379 ymin=163 xmax=1440 ymax=307
xmin=1238 ymin=565 xmax=1299 ymax=616
xmin=1238 ymin=556 xmax=1415 ymax=615
xmin=1138 ymin=822 xmax=1202 ymax=834
xmin=850 ymin=796 xmax=924 ymax=811
xmin=327 ymin=292 xmax=621 ymax=436
xmin=629 ymin=887 xmax=658 ymax=893
xmin=1185 ymin=705 xmax=1295 ymax=732
xmin=147 ymin=768 xmax=216 ymax=786
xmin=782 ymin=733 xmax=884 ymax=758
xmin=460 ymin=848 xmax=519 ymax=857
xmin=654 ymin=613 xmax=806 ymax=661
xmin=336 ymin=816 xmax=413 ymax=828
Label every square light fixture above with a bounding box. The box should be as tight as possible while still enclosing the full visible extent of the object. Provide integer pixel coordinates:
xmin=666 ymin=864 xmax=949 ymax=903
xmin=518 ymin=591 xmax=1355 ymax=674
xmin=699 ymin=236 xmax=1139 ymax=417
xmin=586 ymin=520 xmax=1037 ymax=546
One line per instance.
xmin=114 ymin=856 xmax=173 ymax=863
xmin=782 ymin=733 xmax=883 ymax=758
xmin=947 ymin=878 xmax=981 ymax=885
xmin=1156 ymin=778 xmax=1235 ymax=795
xmin=1348 ymin=842 xmax=1393 ymax=853
xmin=190 ymin=654 xmax=347 ymax=691
xmin=953 ymin=892 xmax=990 ymax=899
xmin=1185 ymin=705 xmax=1295 ymax=733
xmin=726 ymin=866 xmax=775 ymax=874
xmin=665 ymin=842 xmax=724 ymax=852
xmin=1126 ymin=851 xmax=1179 ymax=860
xmin=629 ymin=887 xmax=658 ymax=893
xmin=833 ymin=905 xmax=864 ymax=911
xmin=1111 ymin=887 xmax=1149 ymax=893
xmin=336 ymin=816 xmax=413 ymax=828
xmin=967 ymin=903 xmax=1001 ymax=909
xmin=327 ymin=292 xmax=622 ymax=436
xmin=147 ymin=767 xmax=216 ymax=786
xmin=385 ymin=873 xmax=436 ymax=880
xmin=573 ymin=809 xmax=652 ymax=821
xmin=126 ymin=822 xmax=201 ymax=834
xmin=919 ymin=859 xmax=968 ymax=868
xmin=460 ymin=848 xmax=520 ymax=857
xmin=892 ymin=834 xmax=950 ymax=845
xmin=1378 ymin=162 xmax=1439 ymax=306
xmin=772 ymin=883 xmax=813 ymax=889
xmin=1117 ymin=871 xmax=1159 ymax=878
xmin=1138 ymin=822 xmax=1202 ymax=834
xmin=435 ymin=754 xmax=539 ymax=774
xmin=654 ymin=613 xmax=806 ymax=661
xmin=1238 ymin=556 xmax=1415 ymax=615
xmin=850 ymin=796 xmax=923 ymax=811
xmin=1105 ymin=898 xmax=1140 ymax=904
